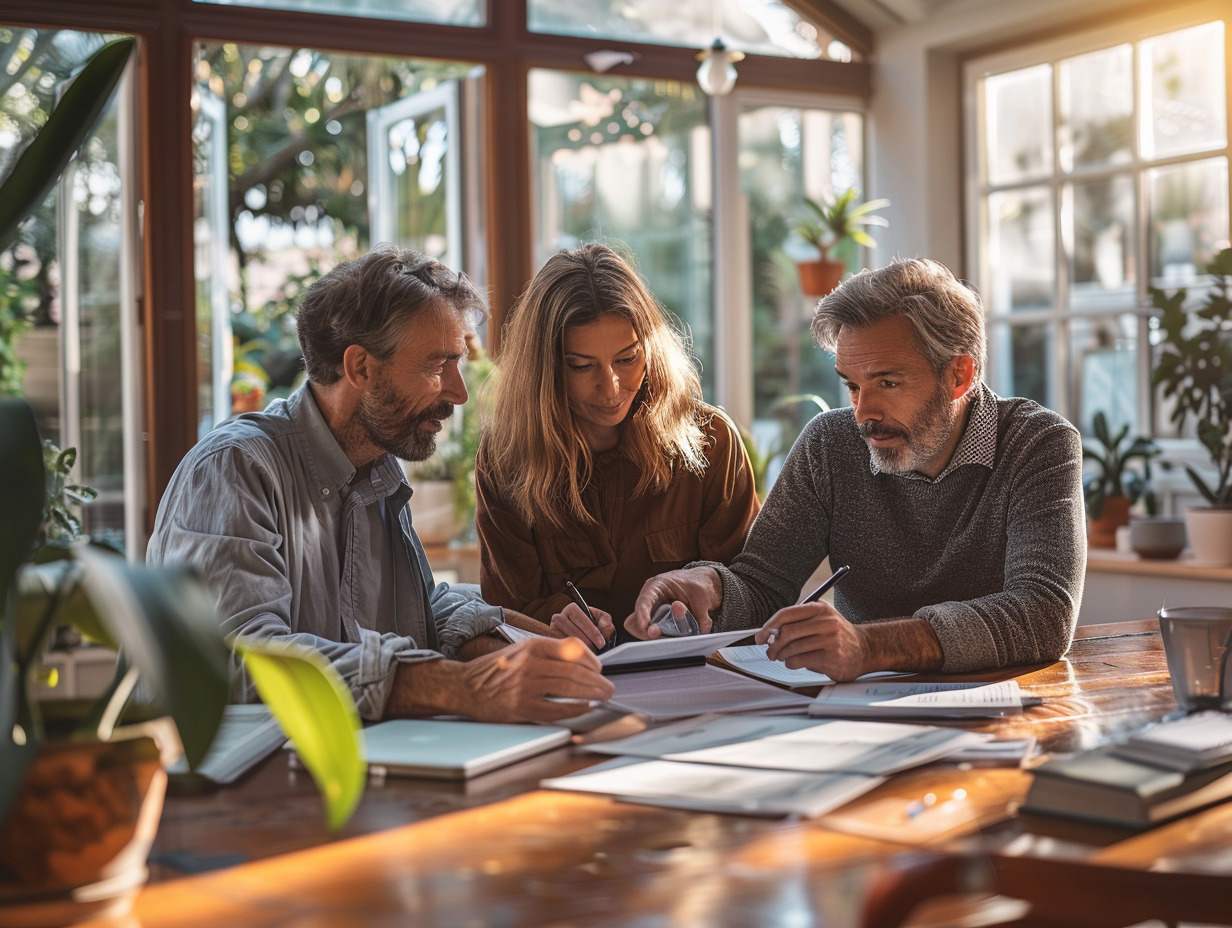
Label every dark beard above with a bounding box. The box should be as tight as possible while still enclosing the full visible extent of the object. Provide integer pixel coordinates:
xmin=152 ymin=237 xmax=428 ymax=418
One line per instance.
xmin=859 ymin=381 xmax=957 ymax=475
xmin=353 ymin=375 xmax=454 ymax=462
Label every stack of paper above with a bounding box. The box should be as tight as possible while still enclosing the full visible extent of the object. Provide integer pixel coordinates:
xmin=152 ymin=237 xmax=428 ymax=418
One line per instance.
xmin=606 ymin=665 xmax=812 ymax=723
xmin=541 ymin=757 xmax=882 ymax=818
xmin=542 ymin=712 xmax=990 ymax=818
xmin=808 ymin=681 xmax=1035 ymax=720
xmin=580 ymin=712 xmax=987 ymax=775
xmin=1112 ymin=711 xmax=1232 ymax=773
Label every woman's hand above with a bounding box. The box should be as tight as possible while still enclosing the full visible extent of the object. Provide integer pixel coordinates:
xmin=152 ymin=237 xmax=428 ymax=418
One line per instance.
xmin=550 ymin=601 xmax=615 ymax=650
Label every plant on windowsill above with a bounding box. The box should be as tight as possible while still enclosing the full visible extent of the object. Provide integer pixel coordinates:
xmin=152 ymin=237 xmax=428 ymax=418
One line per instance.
xmin=1150 ymin=245 xmax=1232 ymax=564
xmin=793 ymin=188 xmax=890 ymax=297
xmin=1081 ymin=410 xmax=1159 ymax=549
xmin=0 ymin=37 xmax=364 ymax=926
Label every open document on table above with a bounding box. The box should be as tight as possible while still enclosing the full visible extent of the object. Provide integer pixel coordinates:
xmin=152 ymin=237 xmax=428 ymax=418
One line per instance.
xmin=808 ymin=680 xmax=1038 ymax=720
xmin=581 ymin=712 xmax=989 ymax=775
xmin=606 ymin=665 xmax=812 ymax=723
xmin=714 ymin=644 xmax=910 ymax=688
xmin=541 ymin=757 xmax=884 ymax=818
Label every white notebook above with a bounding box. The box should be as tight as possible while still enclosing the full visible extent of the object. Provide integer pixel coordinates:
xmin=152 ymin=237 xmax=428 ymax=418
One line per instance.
xmin=360 ymin=719 xmax=572 ymax=780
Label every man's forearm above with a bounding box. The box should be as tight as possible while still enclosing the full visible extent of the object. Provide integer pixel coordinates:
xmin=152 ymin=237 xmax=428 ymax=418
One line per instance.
xmin=860 ymin=617 xmax=944 ymax=674
xmin=383 ymin=659 xmax=472 ymax=718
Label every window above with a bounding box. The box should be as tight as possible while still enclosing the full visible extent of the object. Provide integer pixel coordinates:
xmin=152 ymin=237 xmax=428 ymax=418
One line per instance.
xmin=967 ymin=9 xmax=1229 ymax=445
xmin=0 ymin=28 xmax=142 ymax=556
xmin=190 ymin=0 xmax=484 ymax=27
xmin=2 ymin=1 xmax=869 ymax=541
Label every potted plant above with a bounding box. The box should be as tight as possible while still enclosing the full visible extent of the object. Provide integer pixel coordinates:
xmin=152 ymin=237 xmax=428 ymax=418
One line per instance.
xmin=793 ymin=188 xmax=890 ymax=297
xmin=1151 ymin=246 xmax=1232 ymax=563
xmin=1081 ymin=410 xmax=1159 ymax=549
xmin=1 ymin=399 xmax=366 ymax=925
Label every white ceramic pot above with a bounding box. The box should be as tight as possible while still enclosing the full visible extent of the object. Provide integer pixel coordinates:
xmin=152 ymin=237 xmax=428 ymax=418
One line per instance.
xmin=1183 ymin=507 xmax=1232 ymax=565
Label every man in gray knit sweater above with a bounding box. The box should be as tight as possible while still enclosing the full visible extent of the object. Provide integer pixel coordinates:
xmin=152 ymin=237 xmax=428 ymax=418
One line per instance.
xmin=627 ymin=258 xmax=1085 ymax=678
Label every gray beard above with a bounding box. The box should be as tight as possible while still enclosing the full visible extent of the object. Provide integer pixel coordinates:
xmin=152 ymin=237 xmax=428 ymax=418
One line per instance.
xmin=861 ymin=384 xmax=958 ymax=475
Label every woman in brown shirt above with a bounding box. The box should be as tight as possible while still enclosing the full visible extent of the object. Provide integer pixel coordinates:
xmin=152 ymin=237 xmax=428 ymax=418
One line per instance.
xmin=475 ymin=243 xmax=760 ymax=647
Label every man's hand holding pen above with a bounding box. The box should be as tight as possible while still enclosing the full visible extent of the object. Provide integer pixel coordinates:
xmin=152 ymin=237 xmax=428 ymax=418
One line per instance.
xmin=756 ymin=602 xmax=871 ymax=682
xmin=756 ymin=565 xmax=867 ymax=680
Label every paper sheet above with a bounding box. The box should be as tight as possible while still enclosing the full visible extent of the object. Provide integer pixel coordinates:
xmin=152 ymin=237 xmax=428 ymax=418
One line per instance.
xmin=541 ymin=756 xmax=884 ymax=818
xmin=716 ymin=644 xmax=907 ymax=687
xmin=607 ymin=664 xmax=812 ymax=723
xmin=583 ymin=711 xmax=988 ymax=775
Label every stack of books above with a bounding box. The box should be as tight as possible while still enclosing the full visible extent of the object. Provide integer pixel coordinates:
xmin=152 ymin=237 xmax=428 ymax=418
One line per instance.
xmin=1023 ymin=711 xmax=1232 ymax=828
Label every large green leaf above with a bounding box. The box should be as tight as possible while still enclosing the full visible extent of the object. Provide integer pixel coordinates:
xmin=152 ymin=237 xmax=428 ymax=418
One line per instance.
xmin=0 ymin=36 xmax=135 ymax=251
xmin=236 ymin=639 xmax=364 ymax=832
xmin=74 ymin=548 xmax=230 ymax=768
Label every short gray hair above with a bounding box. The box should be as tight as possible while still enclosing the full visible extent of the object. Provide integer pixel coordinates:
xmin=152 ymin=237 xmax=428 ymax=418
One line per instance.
xmin=810 ymin=258 xmax=986 ymax=384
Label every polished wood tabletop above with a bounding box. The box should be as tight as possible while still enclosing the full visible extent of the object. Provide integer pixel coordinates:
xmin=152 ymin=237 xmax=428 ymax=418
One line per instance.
xmin=76 ymin=621 xmax=1232 ymax=928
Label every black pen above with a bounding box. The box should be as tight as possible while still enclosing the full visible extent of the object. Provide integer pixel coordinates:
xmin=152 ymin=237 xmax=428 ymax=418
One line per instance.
xmin=766 ymin=565 xmax=851 ymax=646
xmin=802 ymin=564 xmax=851 ymax=604
xmin=565 ymin=581 xmax=614 ymax=652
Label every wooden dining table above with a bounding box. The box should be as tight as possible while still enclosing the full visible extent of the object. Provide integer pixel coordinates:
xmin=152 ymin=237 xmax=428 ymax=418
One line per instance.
xmin=76 ymin=621 xmax=1232 ymax=928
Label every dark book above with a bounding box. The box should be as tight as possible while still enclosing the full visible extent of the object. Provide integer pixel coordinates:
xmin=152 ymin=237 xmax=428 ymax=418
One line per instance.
xmin=1023 ymin=749 xmax=1232 ymax=828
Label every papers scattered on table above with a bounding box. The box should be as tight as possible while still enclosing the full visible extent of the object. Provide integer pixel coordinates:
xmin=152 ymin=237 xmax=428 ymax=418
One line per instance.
xmin=715 ymin=644 xmax=906 ymax=688
xmin=809 ymin=681 xmax=1035 ymax=720
xmin=166 ymin=704 xmax=286 ymax=785
xmin=607 ymin=665 xmax=812 ymax=723
xmin=1112 ymin=710 xmax=1232 ymax=773
xmin=942 ymin=736 xmax=1037 ymax=767
xmin=541 ymin=756 xmax=883 ymax=818
xmin=581 ymin=712 xmax=988 ymax=776
xmin=600 ymin=630 xmax=752 ymax=672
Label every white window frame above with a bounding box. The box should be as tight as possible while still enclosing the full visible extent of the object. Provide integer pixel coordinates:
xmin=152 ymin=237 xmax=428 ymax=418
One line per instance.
xmin=963 ymin=1 xmax=1231 ymax=438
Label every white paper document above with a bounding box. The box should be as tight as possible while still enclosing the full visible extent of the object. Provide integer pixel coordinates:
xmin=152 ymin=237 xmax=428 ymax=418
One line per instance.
xmin=541 ymin=756 xmax=883 ymax=818
xmin=583 ymin=712 xmax=988 ymax=775
xmin=808 ymin=681 xmax=1031 ymax=720
xmin=607 ymin=664 xmax=812 ymax=723
xmin=600 ymin=630 xmax=752 ymax=670
xmin=716 ymin=644 xmax=908 ymax=688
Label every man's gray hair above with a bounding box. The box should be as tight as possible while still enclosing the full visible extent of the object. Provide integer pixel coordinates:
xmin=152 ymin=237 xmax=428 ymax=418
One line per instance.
xmin=810 ymin=258 xmax=986 ymax=384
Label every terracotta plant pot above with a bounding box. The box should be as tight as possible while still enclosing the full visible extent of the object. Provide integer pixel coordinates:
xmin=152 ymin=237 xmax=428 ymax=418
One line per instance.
xmin=1087 ymin=495 xmax=1131 ymax=549
xmin=0 ymin=731 xmax=169 ymax=926
xmin=796 ymin=259 xmax=846 ymax=297
xmin=230 ymin=387 xmax=266 ymax=414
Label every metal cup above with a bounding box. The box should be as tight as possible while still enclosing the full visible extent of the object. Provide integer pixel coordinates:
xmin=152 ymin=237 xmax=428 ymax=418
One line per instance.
xmin=1157 ymin=606 xmax=1232 ymax=712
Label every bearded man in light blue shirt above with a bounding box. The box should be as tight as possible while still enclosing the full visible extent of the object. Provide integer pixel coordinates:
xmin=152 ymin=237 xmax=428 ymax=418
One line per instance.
xmin=148 ymin=245 xmax=613 ymax=722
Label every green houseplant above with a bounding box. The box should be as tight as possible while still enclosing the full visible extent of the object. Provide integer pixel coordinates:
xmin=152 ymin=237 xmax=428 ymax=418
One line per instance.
xmin=0 ymin=38 xmax=364 ymax=924
xmin=0 ymin=399 xmax=366 ymax=924
xmin=1081 ymin=410 xmax=1159 ymax=549
xmin=1151 ymin=246 xmax=1232 ymax=563
xmin=793 ymin=188 xmax=890 ymax=297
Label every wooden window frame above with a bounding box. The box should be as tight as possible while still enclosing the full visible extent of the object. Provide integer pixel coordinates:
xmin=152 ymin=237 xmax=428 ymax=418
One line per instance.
xmin=3 ymin=0 xmax=870 ymax=532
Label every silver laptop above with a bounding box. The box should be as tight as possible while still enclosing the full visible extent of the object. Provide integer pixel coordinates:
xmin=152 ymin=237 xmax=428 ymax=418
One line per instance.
xmin=360 ymin=719 xmax=572 ymax=780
